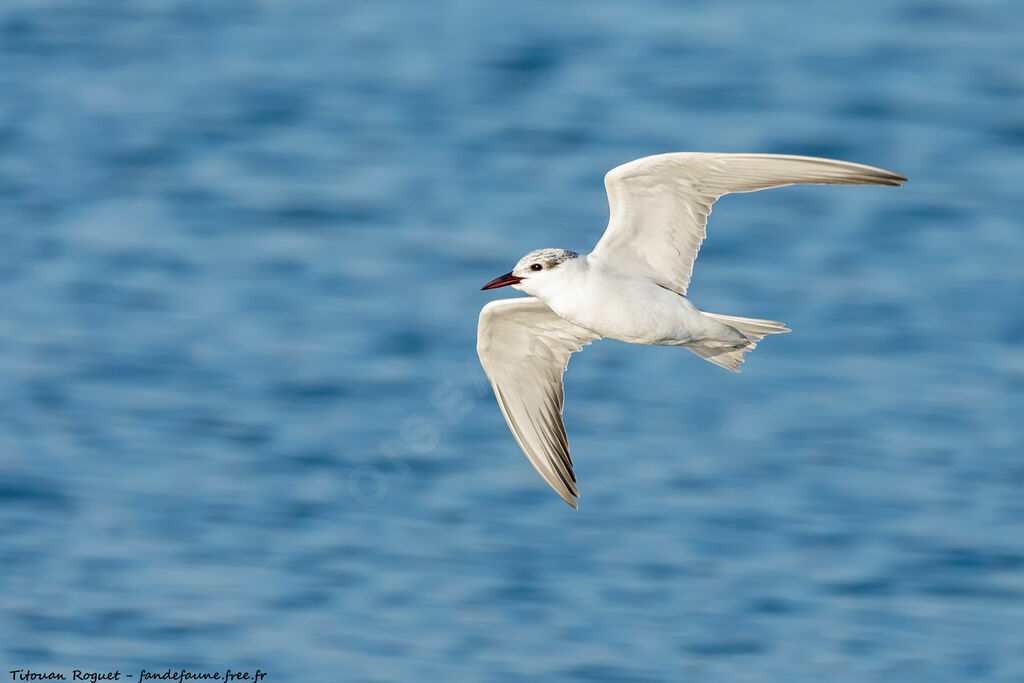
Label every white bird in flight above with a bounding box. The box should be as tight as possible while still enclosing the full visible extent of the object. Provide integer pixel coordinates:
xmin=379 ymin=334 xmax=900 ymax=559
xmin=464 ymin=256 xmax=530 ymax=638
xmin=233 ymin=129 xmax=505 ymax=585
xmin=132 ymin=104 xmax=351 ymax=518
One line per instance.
xmin=478 ymin=152 xmax=905 ymax=508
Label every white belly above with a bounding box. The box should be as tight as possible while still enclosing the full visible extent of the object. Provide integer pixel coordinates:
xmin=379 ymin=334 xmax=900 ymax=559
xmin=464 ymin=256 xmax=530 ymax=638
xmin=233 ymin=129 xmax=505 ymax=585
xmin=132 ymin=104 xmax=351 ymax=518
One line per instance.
xmin=545 ymin=269 xmax=734 ymax=345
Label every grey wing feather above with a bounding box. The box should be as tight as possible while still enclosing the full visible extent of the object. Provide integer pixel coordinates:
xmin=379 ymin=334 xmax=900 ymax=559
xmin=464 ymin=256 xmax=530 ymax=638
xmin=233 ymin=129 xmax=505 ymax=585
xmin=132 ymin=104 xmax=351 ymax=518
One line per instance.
xmin=590 ymin=152 xmax=906 ymax=295
xmin=477 ymin=297 xmax=600 ymax=508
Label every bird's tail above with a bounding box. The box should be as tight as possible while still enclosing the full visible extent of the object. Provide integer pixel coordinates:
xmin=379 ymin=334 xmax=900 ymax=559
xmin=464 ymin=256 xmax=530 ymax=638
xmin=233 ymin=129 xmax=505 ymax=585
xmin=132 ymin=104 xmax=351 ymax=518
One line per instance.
xmin=689 ymin=313 xmax=791 ymax=372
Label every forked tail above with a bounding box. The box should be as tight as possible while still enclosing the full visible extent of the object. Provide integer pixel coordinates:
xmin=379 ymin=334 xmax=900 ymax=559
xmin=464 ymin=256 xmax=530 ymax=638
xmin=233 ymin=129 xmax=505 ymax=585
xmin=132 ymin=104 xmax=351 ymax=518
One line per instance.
xmin=689 ymin=312 xmax=791 ymax=372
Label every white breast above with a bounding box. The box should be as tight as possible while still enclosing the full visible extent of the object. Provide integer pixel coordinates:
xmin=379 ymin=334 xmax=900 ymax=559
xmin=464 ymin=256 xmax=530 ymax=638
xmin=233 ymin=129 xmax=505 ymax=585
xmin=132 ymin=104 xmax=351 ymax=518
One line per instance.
xmin=544 ymin=258 xmax=715 ymax=345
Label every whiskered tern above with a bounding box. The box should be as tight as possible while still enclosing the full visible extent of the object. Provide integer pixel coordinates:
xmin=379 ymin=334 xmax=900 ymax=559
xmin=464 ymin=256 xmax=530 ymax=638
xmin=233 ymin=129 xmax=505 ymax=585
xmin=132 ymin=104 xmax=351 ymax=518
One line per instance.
xmin=478 ymin=152 xmax=906 ymax=508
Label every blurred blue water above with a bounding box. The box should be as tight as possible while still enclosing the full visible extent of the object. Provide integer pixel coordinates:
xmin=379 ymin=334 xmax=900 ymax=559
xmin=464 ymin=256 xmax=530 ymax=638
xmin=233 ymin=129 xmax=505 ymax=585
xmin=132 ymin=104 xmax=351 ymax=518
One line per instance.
xmin=1 ymin=0 xmax=1023 ymax=681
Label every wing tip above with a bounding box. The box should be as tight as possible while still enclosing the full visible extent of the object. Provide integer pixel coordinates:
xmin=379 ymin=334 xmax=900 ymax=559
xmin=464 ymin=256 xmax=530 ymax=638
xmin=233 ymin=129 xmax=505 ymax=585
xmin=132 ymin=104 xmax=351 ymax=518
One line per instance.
xmin=847 ymin=170 xmax=906 ymax=187
xmin=554 ymin=485 xmax=580 ymax=509
xmin=880 ymin=172 xmax=908 ymax=187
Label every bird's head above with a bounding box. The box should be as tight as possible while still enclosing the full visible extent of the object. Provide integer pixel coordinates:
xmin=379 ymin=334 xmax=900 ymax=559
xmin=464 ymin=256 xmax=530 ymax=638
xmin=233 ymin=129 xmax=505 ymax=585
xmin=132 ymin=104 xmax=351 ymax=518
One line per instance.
xmin=481 ymin=248 xmax=579 ymax=297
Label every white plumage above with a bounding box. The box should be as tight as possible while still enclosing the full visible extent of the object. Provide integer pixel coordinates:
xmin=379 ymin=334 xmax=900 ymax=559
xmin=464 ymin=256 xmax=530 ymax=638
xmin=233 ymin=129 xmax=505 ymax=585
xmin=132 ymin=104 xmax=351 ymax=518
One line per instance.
xmin=478 ymin=152 xmax=906 ymax=508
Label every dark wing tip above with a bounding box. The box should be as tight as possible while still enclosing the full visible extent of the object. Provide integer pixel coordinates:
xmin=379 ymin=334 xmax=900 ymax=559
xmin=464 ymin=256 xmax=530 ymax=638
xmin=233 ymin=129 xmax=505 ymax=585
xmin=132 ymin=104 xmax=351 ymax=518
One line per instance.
xmin=877 ymin=170 xmax=908 ymax=186
xmin=852 ymin=170 xmax=906 ymax=187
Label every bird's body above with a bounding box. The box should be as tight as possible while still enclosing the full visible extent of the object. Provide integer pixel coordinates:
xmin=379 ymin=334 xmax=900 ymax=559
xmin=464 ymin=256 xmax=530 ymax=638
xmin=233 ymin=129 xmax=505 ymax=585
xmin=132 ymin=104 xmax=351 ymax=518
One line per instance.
xmin=524 ymin=254 xmax=745 ymax=348
xmin=478 ymin=152 xmax=906 ymax=507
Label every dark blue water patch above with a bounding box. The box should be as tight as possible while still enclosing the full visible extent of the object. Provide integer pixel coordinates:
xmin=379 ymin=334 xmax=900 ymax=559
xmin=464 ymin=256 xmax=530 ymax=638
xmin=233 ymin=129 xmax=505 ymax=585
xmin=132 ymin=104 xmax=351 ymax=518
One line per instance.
xmin=994 ymin=122 xmax=1024 ymax=147
xmin=77 ymin=608 xmax=151 ymax=639
xmin=896 ymin=0 xmax=995 ymax=28
xmin=268 ymin=202 xmax=375 ymax=228
xmin=0 ymin=178 xmax=30 ymax=212
xmin=668 ymin=81 xmax=770 ymax=112
xmin=342 ymin=634 xmax=415 ymax=660
xmin=161 ymin=184 xmax=232 ymax=218
xmin=6 ymin=646 xmax=55 ymax=662
xmin=388 ymin=451 xmax=466 ymax=480
xmin=23 ymin=236 xmax=62 ymax=264
xmin=834 ymin=98 xmax=900 ymax=121
xmin=26 ymin=378 xmax=68 ymax=411
xmin=746 ymin=596 xmax=803 ymax=616
xmin=372 ymin=329 xmax=433 ymax=357
xmin=0 ymin=478 xmax=73 ymax=510
xmin=821 ymin=305 xmax=923 ymax=354
xmin=825 ymin=576 xmax=895 ymax=596
xmin=255 ymin=257 xmax=308 ymax=277
xmin=1000 ymin=308 xmax=1024 ymax=344
xmin=172 ymin=114 xmax=253 ymax=148
xmin=0 ymin=542 xmax=51 ymax=572
xmin=683 ymin=639 xmax=768 ymax=657
xmin=0 ymin=11 xmax=50 ymax=57
xmin=266 ymin=588 xmax=334 ymax=611
xmin=270 ymin=380 xmax=348 ymax=403
xmin=185 ymin=415 xmax=274 ymax=447
xmin=73 ymin=555 xmax=133 ymax=585
xmin=845 ymin=40 xmax=933 ymax=72
xmin=695 ymin=233 xmax=754 ymax=260
xmin=561 ymin=664 xmax=663 ymax=682
xmin=492 ymin=123 xmax=593 ymax=153
xmin=791 ymin=531 xmax=863 ymax=550
xmin=0 ymin=121 xmax=24 ymax=147
xmin=649 ymin=41 xmax=728 ymax=62
xmin=73 ymin=347 xmax=194 ymax=384
xmin=0 ymin=9 xmax=140 ymax=65
xmin=480 ymin=484 xmax=557 ymax=510
xmin=190 ymin=501 xmax=244 ymax=526
xmin=841 ymin=638 xmax=880 ymax=656
xmin=277 ymin=499 xmax=336 ymax=525
xmin=301 ymin=544 xmax=379 ymax=574
xmin=232 ymin=146 xmax=324 ymax=177
xmin=105 ymin=142 xmax=185 ymax=174
xmin=278 ymin=201 xmax=394 ymax=227
xmin=905 ymin=546 xmax=1024 ymax=573
xmin=64 ymin=279 xmax=171 ymax=313
xmin=235 ymin=87 xmax=309 ymax=129
xmin=489 ymin=576 xmax=550 ymax=604
xmin=165 ymin=0 xmax=259 ymax=30
xmin=485 ymin=41 xmax=563 ymax=95
xmin=99 ymin=249 xmax=200 ymax=277
xmin=16 ymin=612 xmax=73 ymax=634
xmin=956 ymin=655 xmax=996 ymax=681
xmin=139 ymin=617 xmax=242 ymax=643
xmin=776 ymin=424 xmax=872 ymax=451
xmin=668 ymin=475 xmax=719 ymax=492
xmin=701 ymin=509 xmax=781 ymax=533
xmin=880 ymin=202 xmax=967 ymax=229
xmin=280 ymin=449 xmax=342 ymax=471
xmin=915 ymin=582 xmax=1022 ymax=600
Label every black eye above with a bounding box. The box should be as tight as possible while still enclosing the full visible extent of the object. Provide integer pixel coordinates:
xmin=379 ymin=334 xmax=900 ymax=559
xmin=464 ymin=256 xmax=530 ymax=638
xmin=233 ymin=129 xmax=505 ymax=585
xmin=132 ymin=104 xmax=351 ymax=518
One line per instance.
xmin=530 ymin=263 xmax=543 ymax=271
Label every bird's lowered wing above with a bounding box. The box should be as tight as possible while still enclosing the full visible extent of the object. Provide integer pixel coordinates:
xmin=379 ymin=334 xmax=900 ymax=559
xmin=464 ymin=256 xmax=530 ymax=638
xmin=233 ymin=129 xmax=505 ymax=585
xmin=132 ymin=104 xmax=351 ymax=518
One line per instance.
xmin=589 ymin=153 xmax=906 ymax=295
xmin=477 ymin=297 xmax=600 ymax=508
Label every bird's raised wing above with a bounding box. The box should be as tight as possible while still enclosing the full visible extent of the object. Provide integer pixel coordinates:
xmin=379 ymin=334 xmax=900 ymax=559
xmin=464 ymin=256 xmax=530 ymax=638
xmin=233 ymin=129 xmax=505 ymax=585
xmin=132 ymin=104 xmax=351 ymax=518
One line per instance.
xmin=589 ymin=153 xmax=906 ymax=295
xmin=477 ymin=297 xmax=600 ymax=508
